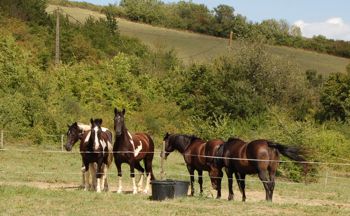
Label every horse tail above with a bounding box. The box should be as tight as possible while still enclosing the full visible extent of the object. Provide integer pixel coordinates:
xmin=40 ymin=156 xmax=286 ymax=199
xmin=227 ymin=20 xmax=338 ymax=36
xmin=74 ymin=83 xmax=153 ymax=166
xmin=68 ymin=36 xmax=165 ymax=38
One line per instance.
xmin=267 ymin=141 xmax=308 ymax=174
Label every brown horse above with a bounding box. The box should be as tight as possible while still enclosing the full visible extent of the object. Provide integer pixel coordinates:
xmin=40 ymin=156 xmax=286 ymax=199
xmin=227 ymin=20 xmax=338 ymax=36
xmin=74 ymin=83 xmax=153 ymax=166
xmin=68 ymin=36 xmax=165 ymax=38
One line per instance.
xmin=113 ymin=108 xmax=155 ymax=194
xmin=80 ymin=118 xmax=113 ymax=192
xmin=209 ymin=138 xmax=307 ymax=201
xmin=162 ymin=133 xmax=224 ymax=197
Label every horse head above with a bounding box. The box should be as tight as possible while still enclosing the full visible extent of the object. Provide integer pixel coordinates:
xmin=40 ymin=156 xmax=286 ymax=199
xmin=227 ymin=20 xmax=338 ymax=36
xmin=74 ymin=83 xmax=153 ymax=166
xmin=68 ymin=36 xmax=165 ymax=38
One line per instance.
xmin=65 ymin=122 xmax=81 ymax=151
xmin=161 ymin=132 xmax=173 ymax=159
xmin=114 ymin=107 xmax=126 ymax=136
xmin=89 ymin=118 xmax=103 ymax=151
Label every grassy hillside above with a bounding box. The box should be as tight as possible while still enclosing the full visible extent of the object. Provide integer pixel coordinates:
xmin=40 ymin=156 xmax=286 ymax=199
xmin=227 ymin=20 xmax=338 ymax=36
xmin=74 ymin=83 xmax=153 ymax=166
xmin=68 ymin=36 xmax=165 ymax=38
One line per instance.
xmin=46 ymin=5 xmax=349 ymax=75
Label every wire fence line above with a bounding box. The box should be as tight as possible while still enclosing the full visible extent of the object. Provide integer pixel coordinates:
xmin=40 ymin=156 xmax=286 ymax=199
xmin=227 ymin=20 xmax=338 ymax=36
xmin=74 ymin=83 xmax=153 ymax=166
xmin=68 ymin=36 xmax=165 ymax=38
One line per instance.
xmin=1 ymin=147 xmax=350 ymax=167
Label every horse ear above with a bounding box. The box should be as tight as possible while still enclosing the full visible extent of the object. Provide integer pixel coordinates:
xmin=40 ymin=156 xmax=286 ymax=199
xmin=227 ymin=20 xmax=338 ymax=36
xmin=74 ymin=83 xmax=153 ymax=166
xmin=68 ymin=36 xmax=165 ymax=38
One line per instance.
xmin=164 ymin=132 xmax=170 ymax=139
xmin=114 ymin=107 xmax=118 ymax=115
xmin=67 ymin=124 xmax=70 ymax=128
xmin=122 ymin=108 xmax=126 ymax=115
xmin=90 ymin=118 xmax=94 ymax=125
xmin=98 ymin=119 xmax=103 ymax=125
xmin=73 ymin=122 xmax=77 ymax=126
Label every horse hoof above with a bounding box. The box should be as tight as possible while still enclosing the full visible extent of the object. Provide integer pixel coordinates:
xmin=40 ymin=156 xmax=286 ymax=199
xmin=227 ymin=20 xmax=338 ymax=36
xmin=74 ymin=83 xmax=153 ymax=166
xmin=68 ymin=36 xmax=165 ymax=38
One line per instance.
xmin=117 ymin=189 xmax=122 ymax=194
xmin=143 ymin=189 xmax=148 ymax=194
xmin=133 ymin=190 xmax=138 ymax=194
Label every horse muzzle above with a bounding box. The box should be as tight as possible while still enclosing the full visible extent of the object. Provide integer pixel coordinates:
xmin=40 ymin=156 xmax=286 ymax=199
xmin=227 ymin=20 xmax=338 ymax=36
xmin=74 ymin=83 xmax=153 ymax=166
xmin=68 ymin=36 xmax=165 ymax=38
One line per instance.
xmin=64 ymin=143 xmax=72 ymax=151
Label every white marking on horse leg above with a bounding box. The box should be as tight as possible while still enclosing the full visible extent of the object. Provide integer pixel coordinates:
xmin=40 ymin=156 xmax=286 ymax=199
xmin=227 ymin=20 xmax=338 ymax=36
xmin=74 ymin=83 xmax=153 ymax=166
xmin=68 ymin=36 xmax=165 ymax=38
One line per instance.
xmin=93 ymin=127 xmax=99 ymax=150
xmin=132 ymin=177 xmax=137 ymax=194
xmin=117 ymin=176 xmax=123 ymax=194
xmin=89 ymin=163 xmax=97 ymax=190
xmin=143 ymin=173 xmax=152 ymax=194
xmin=96 ymin=178 xmax=101 ymax=193
xmin=138 ymin=173 xmax=144 ymax=192
xmin=84 ymin=168 xmax=90 ymax=191
xmin=101 ymin=165 xmax=107 ymax=192
xmin=81 ymin=166 xmax=86 ymax=188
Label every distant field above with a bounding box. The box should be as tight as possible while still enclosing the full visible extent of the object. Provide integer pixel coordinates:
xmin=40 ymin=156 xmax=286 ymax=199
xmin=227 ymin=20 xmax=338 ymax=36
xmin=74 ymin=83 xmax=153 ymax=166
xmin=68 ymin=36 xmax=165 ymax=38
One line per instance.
xmin=0 ymin=141 xmax=350 ymax=215
xmin=46 ymin=5 xmax=349 ymax=75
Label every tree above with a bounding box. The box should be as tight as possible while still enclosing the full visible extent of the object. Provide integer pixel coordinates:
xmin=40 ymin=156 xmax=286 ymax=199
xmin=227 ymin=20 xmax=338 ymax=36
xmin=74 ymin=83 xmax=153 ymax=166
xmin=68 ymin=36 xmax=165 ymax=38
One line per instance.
xmin=319 ymin=73 xmax=350 ymax=121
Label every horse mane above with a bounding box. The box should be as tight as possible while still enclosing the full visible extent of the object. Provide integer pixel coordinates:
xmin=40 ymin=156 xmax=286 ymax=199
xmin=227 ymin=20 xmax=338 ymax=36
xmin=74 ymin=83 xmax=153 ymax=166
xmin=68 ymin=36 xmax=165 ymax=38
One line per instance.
xmin=226 ymin=137 xmax=242 ymax=143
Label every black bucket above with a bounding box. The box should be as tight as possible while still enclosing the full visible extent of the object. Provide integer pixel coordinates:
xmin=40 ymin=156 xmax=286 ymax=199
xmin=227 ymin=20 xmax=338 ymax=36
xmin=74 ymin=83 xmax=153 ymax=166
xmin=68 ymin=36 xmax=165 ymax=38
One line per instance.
xmin=151 ymin=180 xmax=175 ymax=201
xmin=173 ymin=180 xmax=189 ymax=197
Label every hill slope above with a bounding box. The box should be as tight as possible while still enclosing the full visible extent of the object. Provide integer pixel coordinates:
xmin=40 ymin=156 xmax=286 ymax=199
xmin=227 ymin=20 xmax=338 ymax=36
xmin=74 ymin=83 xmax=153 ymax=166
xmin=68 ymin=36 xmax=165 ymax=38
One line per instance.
xmin=46 ymin=5 xmax=349 ymax=75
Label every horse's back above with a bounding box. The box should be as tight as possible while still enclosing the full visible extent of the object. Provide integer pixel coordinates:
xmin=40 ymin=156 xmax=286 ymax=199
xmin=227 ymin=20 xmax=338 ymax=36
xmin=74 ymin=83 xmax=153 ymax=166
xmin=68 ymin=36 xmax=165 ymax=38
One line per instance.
xmin=134 ymin=132 xmax=154 ymax=150
xmin=184 ymin=139 xmax=207 ymax=170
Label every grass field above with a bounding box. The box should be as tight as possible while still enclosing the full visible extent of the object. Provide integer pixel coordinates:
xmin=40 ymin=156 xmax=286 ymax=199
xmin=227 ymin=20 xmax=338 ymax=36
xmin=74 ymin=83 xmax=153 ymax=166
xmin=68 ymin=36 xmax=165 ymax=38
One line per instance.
xmin=46 ymin=5 xmax=350 ymax=75
xmin=1 ymin=141 xmax=349 ymax=215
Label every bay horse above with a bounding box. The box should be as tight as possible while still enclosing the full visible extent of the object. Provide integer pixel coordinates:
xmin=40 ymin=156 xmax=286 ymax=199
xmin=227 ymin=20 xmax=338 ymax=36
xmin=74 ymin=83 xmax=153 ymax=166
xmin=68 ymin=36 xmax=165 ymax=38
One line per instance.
xmin=64 ymin=122 xmax=112 ymax=189
xmin=209 ymin=138 xmax=307 ymax=201
xmin=113 ymin=108 xmax=155 ymax=194
xmin=162 ymin=133 xmax=224 ymax=197
xmin=80 ymin=118 xmax=113 ymax=192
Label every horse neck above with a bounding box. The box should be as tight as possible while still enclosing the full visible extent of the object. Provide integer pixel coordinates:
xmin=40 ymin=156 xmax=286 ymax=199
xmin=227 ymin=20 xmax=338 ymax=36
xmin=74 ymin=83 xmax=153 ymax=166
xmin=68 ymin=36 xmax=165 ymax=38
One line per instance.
xmin=172 ymin=135 xmax=193 ymax=154
xmin=114 ymin=125 xmax=131 ymax=149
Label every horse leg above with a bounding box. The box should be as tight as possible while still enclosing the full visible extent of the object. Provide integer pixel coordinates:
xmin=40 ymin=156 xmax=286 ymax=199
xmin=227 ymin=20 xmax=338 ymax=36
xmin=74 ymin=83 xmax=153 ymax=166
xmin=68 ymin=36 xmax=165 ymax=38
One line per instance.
xmin=81 ymin=164 xmax=86 ymax=188
xmin=89 ymin=163 xmax=97 ymax=191
xmin=216 ymin=169 xmax=223 ymax=199
xmin=130 ymin=162 xmax=137 ymax=194
xmin=84 ymin=163 xmax=90 ymax=191
xmin=258 ymin=169 xmax=271 ymax=201
xmin=100 ymin=163 xmax=108 ymax=192
xmin=198 ymin=170 xmax=203 ymax=195
xmin=235 ymin=172 xmax=247 ymax=202
xmin=96 ymin=159 xmax=104 ymax=193
xmin=135 ymin=162 xmax=145 ymax=192
xmin=187 ymin=165 xmax=195 ymax=196
xmin=268 ymin=166 xmax=277 ymax=201
xmin=143 ymin=157 xmax=153 ymax=194
xmin=116 ymin=161 xmax=123 ymax=194
xmin=225 ymin=168 xmax=234 ymax=201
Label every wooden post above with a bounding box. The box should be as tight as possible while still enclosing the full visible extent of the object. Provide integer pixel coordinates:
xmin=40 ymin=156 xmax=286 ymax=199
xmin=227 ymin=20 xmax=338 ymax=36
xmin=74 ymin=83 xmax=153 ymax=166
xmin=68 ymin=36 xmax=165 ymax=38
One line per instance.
xmin=55 ymin=8 xmax=60 ymax=66
xmin=324 ymin=169 xmax=328 ymax=186
xmin=160 ymin=141 xmax=165 ymax=180
xmin=61 ymin=134 xmax=64 ymax=151
xmin=0 ymin=130 xmax=3 ymax=149
xmin=228 ymin=31 xmax=233 ymax=47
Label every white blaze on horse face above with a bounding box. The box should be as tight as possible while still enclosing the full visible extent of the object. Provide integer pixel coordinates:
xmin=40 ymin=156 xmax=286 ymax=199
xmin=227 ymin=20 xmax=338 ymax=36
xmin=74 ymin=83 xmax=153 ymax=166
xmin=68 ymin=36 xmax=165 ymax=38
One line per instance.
xmin=93 ymin=126 xmax=99 ymax=150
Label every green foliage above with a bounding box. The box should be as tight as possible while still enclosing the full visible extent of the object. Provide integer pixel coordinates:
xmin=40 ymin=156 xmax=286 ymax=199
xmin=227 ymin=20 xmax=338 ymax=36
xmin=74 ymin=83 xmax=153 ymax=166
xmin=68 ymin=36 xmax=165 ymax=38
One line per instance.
xmin=319 ymin=73 xmax=350 ymax=121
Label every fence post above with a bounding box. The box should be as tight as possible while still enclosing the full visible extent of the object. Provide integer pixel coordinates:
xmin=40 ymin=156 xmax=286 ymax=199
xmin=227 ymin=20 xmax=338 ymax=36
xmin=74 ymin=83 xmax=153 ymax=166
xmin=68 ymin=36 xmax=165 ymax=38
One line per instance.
xmin=1 ymin=130 xmax=3 ymax=149
xmin=61 ymin=134 xmax=64 ymax=151
xmin=324 ymin=169 xmax=329 ymax=186
xmin=160 ymin=141 xmax=165 ymax=180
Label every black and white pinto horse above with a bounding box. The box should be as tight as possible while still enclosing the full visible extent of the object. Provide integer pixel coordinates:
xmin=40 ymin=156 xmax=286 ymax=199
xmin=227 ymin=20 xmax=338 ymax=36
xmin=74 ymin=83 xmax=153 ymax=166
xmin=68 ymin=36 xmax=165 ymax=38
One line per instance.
xmin=113 ymin=108 xmax=155 ymax=194
xmin=65 ymin=120 xmax=113 ymax=191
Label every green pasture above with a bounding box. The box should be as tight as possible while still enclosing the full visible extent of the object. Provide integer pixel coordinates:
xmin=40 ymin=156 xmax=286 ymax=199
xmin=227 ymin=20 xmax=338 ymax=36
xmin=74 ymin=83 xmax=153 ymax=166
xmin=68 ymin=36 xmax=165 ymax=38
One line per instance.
xmin=0 ymin=141 xmax=349 ymax=215
xmin=46 ymin=5 xmax=350 ymax=75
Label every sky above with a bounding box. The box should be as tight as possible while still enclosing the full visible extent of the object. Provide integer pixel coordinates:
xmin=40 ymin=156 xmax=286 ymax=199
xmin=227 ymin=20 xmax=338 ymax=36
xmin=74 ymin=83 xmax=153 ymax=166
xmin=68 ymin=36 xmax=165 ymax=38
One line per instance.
xmin=74 ymin=0 xmax=350 ymax=41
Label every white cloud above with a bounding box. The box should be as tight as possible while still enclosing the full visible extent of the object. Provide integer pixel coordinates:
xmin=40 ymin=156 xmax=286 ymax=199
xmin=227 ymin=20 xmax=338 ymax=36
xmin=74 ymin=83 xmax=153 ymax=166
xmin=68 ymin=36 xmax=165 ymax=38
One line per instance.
xmin=294 ymin=17 xmax=350 ymax=41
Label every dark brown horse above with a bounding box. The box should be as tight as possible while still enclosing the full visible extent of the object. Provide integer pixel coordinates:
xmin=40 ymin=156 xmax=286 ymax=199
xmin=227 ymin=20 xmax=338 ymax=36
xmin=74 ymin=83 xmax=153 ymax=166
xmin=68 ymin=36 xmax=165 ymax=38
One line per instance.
xmin=209 ymin=138 xmax=307 ymax=201
xmin=80 ymin=118 xmax=113 ymax=192
xmin=162 ymin=133 xmax=224 ymax=197
xmin=113 ymin=108 xmax=155 ymax=194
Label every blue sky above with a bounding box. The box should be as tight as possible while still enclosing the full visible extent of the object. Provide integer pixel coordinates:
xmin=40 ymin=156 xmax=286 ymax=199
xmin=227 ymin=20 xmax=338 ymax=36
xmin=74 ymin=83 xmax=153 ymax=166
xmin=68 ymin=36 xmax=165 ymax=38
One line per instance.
xmin=74 ymin=0 xmax=350 ymax=40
